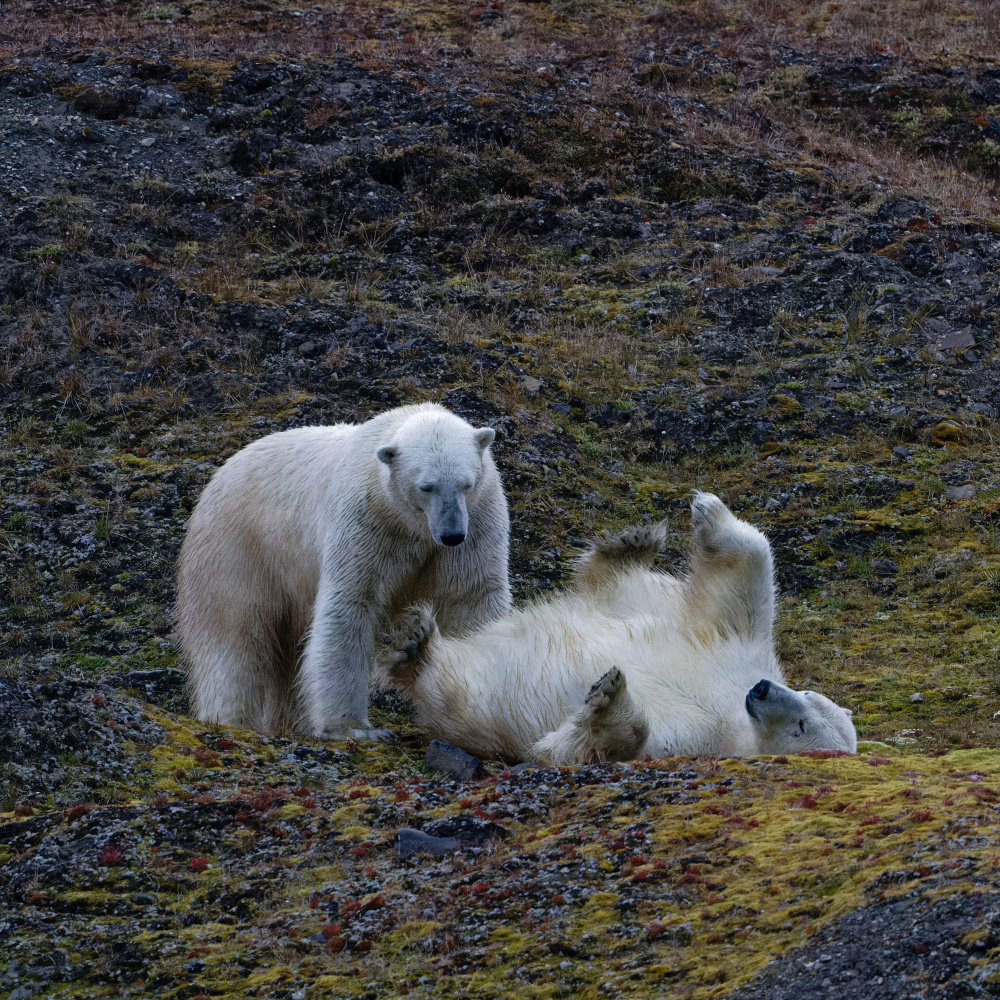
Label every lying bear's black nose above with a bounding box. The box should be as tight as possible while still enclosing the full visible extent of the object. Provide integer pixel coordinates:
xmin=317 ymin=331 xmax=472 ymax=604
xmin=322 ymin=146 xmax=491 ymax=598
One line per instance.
xmin=749 ymin=679 xmax=771 ymax=701
xmin=440 ymin=532 xmax=466 ymax=546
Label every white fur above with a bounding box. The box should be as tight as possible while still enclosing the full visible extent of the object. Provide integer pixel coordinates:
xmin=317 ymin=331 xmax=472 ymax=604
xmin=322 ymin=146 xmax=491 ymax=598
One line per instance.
xmin=176 ymin=402 xmax=511 ymax=739
xmin=384 ymin=494 xmax=856 ymax=763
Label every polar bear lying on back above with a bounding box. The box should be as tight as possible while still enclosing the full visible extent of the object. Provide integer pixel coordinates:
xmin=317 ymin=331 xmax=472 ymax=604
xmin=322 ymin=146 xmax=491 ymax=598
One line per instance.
xmin=382 ymin=493 xmax=856 ymax=764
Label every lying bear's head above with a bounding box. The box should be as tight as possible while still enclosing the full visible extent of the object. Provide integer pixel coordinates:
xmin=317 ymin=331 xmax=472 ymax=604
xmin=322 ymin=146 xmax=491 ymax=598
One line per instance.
xmin=745 ymin=678 xmax=857 ymax=754
xmin=377 ymin=410 xmax=496 ymax=547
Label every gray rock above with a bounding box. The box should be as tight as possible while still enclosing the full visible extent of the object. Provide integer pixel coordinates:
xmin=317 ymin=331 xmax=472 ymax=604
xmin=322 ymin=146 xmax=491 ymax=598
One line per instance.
xmin=936 ymin=326 xmax=975 ymax=352
xmin=909 ymin=692 xmax=925 ymax=703
xmin=425 ymin=739 xmax=485 ymax=781
xmin=945 ymin=484 xmax=977 ymax=500
xmin=871 ymin=558 xmax=899 ymax=576
xmin=736 ymin=265 xmax=784 ymax=283
xmin=423 ymin=815 xmax=509 ymax=845
xmin=510 ymin=761 xmax=540 ymax=773
xmin=520 ymin=375 xmax=541 ymax=397
xmin=394 ymin=828 xmax=460 ymax=857
xmin=891 ymin=445 xmax=912 ymax=459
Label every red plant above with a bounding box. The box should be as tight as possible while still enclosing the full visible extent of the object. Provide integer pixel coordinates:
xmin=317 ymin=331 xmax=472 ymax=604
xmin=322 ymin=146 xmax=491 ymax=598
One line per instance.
xmin=66 ymin=802 xmax=93 ymax=822
xmin=100 ymin=844 xmax=125 ymax=865
xmin=189 ymin=856 xmax=209 ymax=871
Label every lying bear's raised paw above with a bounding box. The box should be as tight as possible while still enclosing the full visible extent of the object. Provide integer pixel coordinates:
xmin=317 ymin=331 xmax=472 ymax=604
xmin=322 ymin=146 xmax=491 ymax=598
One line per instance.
xmin=596 ymin=524 xmax=667 ymax=558
xmin=585 ymin=666 xmax=625 ymax=708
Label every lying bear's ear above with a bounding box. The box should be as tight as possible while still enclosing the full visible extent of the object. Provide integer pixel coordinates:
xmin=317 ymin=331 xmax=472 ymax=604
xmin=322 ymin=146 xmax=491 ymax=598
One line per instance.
xmin=376 ymin=445 xmax=398 ymax=466
xmin=474 ymin=428 xmax=495 ymax=450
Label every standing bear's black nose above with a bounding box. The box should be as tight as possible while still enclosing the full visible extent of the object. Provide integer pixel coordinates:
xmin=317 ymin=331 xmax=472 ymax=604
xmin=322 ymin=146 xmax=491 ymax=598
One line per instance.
xmin=440 ymin=533 xmax=466 ymax=546
xmin=749 ymin=679 xmax=771 ymax=701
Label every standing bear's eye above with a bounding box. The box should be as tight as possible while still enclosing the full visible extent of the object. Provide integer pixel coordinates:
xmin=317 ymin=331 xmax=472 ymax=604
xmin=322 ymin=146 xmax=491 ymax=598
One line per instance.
xmin=797 ymin=719 xmax=805 ymax=733
xmin=419 ymin=484 xmax=436 ymax=493
xmin=457 ymin=481 xmax=473 ymax=492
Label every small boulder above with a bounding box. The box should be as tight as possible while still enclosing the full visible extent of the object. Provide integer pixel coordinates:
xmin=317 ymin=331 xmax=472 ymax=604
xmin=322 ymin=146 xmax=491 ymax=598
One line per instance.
xmin=394 ymin=828 xmax=460 ymax=858
xmin=425 ymin=739 xmax=485 ymax=781
xmin=945 ymin=484 xmax=977 ymax=500
xmin=871 ymin=558 xmax=899 ymax=577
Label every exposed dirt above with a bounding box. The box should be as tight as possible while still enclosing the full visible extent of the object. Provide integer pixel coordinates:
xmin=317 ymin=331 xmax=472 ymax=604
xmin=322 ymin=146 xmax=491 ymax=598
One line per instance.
xmin=2 ymin=0 xmax=1000 ymax=997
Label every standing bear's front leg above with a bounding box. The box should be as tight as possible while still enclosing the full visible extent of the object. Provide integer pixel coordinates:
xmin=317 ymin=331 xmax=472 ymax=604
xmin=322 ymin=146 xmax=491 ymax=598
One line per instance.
xmin=297 ymin=565 xmax=398 ymax=743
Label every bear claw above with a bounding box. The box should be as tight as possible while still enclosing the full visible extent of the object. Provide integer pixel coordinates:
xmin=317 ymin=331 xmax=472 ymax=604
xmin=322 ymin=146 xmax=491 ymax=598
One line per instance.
xmin=585 ymin=666 xmax=625 ymax=708
xmin=592 ymin=523 xmax=667 ymax=561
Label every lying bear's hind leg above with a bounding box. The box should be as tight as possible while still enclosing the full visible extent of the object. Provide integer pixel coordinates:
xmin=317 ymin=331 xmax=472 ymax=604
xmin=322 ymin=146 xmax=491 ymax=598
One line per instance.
xmin=688 ymin=492 xmax=775 ymax=640
xmin=532 ymin=667 xmax=650 ymax=765
xmin=377 ymin=603 xmax=439 ymax=690
xmin=573 ymin=522 xmax=668 ymax=590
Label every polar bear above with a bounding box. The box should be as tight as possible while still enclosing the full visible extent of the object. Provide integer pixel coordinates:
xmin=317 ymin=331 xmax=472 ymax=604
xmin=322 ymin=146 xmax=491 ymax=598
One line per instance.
xmin=175 ymin=402 xmax=511 ymax=740
xmin=381 ymin=493 xmax=856 ymax=763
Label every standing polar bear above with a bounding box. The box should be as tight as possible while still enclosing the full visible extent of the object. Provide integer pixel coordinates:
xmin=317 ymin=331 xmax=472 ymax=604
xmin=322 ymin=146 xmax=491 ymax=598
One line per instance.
xmin=383 ymin=493 xmax=856 ymax=763
xmin=176 ymin=403 xmax=511 ymax=740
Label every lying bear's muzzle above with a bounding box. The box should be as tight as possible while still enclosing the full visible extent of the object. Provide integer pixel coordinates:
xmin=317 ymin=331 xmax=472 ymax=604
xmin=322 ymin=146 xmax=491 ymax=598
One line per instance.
xmin=745 ymin=678 xmax=771 ymax=719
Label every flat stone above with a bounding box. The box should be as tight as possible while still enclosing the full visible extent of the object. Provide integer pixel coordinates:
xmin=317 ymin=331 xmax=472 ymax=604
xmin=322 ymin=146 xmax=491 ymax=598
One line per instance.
xmin=737 ymin=265 xmax=784 ymax=283
xmin=892 ymin=445 xmax=912 ymax=459
xmin=423 ymin=814 xmax=510 ymax=846
xmin=945 ymin=484 xmax=977 ymax=500
xmin=425 ymin=739 xmax=485 ymax=781
xmin=394 ymin=828 xmax=460 ymax=858
xmin=909 ymin=692 xmax=925 ymax=703
xmin=936 ymin=326 xmax=975 ymax=352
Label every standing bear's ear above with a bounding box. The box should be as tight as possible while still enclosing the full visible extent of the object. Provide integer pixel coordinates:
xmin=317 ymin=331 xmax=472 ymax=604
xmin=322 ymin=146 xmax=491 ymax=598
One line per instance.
xmin=474 ymin=428 xmax=495 ymax=450
xmin=376 ymin=445 xmax=398 ymax=466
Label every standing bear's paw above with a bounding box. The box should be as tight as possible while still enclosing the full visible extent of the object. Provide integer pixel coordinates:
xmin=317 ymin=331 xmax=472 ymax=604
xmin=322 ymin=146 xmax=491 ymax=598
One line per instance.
xmin=319 ymin=718 xmax=399 ymax=743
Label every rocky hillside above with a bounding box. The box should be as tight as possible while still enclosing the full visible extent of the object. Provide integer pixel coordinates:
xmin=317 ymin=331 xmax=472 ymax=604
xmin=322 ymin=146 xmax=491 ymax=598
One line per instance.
xmin=1 ymin=0 xmax=999 ymax=997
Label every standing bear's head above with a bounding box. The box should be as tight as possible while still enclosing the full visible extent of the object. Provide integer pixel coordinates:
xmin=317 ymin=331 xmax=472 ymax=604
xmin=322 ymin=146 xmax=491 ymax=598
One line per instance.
xmin=376 ymin=407 xmax=497 ymax=547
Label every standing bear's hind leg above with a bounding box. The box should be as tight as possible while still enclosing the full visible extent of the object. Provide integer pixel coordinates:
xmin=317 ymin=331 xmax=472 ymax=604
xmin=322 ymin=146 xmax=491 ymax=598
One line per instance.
xmin=532 ymin=667 xmax=650 ymax=765
xmin=686 ymin=492 xmax=775 ymax=641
